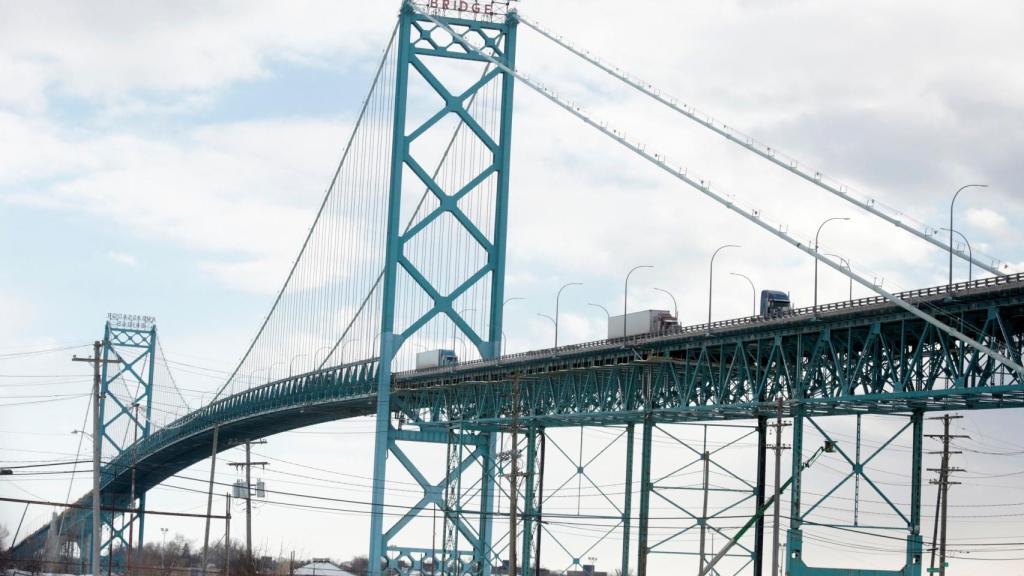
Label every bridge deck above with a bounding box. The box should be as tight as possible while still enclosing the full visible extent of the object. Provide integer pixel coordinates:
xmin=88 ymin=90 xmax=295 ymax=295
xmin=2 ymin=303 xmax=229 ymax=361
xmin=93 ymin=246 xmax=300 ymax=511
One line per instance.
xmin=13 ymin=273 xmax=1024 ymax=556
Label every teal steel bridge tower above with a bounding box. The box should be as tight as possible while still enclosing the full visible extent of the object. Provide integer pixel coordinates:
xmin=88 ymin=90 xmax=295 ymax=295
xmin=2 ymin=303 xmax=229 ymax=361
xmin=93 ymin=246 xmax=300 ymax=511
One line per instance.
xmin=9 ymin=3 xmax=1024 ymax=576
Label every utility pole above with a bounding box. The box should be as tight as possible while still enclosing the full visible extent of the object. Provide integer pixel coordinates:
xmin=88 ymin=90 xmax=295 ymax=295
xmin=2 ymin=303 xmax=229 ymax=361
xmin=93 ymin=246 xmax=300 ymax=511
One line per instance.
xmin=506 ymin=376 xmax=522 ymax=576
xmin=927 ymin=415 xmax=967 ymax=576
xmin=769 ymin=398 xmax=789 ymax=576
xmin=202 ymin=425 xmax=220 ymax=576
xmin=229 ymin=440 xmax=267 ymax=569
xmin=127 ymin=403 xmax=140 ymax=576
xmin=73 ymin=341 xmax=120 ymax=576
xmin=225 ymin=494 xmax=232 ymax=576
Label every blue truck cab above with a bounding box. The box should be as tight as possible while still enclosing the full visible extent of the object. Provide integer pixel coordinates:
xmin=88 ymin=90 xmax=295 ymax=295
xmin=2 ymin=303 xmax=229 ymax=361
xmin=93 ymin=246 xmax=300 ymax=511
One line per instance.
xmin=760 ymin=290 xmax=791 ymax=318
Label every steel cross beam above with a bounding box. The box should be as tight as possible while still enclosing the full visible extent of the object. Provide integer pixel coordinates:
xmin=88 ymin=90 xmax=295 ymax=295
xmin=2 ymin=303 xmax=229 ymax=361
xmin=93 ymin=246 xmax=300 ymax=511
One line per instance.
xmin=528 ymin=426 xmax=633 ymax=575
xmin=383 ymin=427 xmax=492 ymax=575
xmin=786 ymin=412 xmax=925 ymax=576
xmin=369 ymin=4 xmax=519 ymax=574
xmin=638 ymin=423 xmax=759 ymax=575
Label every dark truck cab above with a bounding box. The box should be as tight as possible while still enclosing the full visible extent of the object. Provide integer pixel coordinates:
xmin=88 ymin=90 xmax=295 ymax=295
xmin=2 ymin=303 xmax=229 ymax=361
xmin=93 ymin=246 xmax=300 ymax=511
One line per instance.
xmin=760 ymin=290 xmax=791 ymax=318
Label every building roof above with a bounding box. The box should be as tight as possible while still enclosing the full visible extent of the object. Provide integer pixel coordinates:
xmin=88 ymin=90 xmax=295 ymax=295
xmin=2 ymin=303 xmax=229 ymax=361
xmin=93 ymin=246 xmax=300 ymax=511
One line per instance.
xmin=294 ymin=562 xmax=358 ymax=576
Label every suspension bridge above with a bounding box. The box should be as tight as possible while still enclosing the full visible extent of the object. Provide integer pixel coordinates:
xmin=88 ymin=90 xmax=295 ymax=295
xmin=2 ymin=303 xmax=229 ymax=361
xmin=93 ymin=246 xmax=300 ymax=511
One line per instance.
xmin=8 ymin=2 xmax=1023 ymax=576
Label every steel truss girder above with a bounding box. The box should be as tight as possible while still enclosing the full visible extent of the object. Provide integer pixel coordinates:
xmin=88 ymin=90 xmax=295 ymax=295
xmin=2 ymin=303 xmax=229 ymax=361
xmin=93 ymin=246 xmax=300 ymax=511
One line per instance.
xmin=393 ymin=299 xmax=1024 ymax=428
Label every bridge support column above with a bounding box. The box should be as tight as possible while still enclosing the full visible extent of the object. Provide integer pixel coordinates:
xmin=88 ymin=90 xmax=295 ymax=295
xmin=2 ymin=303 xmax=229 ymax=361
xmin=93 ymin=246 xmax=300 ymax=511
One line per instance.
xmin=787 ymin=407 xmax=805 ymax=571
xmin=636 ymin=417 xmax=653 ymax=576
xmin=369 ymin=2 xmax=518 ymax=573
xmin=369 ymin=424 xmax=496 ymax=575
xmin=621 ymin=422 xmax=634 ymax=576
xmin=520 ymin=427 xmax=538 ymax=576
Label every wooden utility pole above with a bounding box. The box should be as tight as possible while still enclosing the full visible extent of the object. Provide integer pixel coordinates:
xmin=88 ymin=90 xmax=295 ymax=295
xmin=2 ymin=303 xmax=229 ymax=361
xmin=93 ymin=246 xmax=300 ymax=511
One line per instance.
xmin=127 ymin=403 xmax=140 ymax=576
xmin=927 ymin=415 xmax=967 ymax=576
xmin=229 ymin=440 xmax=267 ymax=569
xmin=225 ymin=494 xmax=232 ymax=576
xmin=507 ymin=376 xmax=521 ymax=576
xmin=201 ymin=425 xmax=220 ymax=576
xmin=72 ymin=341 xmax=120 ymax=576
xmin=769 ymin=398 xmax=789 ymax=576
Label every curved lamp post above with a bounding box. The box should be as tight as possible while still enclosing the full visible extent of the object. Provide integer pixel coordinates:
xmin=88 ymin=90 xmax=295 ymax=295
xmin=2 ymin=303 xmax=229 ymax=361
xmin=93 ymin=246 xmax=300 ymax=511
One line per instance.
xmin=554 ymin=282 xmax=582 ymax=348
xmin=624 ymin=265 xmax=654 ymax=342
xmin=501 ymin=297 xmax=525 ymax=356
xmin=653 ymin=287 xmax=678 ymax=320
xmin=941 ymin=228 xmax=973 ymax=283
xmin=949 ymin=184 xmax=986 ymax=289
xmin=823 ymin=253 xmax=852 ymax=301
xmin=709 ymin=245 xmax=740 ymax=329
xmin=729 ymin=272 xmax=756 ymax=317
xmin=452 ymin=307 xmax=475 ymax=360
xmin=814 ymin=217 xmax=849 ymax=313
xmin=537 ymin=313 xmax=557 ymax=348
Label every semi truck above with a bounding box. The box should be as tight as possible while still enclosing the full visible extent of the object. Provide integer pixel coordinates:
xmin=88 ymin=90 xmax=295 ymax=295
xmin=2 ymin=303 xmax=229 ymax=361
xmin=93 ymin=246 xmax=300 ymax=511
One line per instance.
xmin=415 ymin=348 xmax=458 ymax=369
xmin=760 ymin=290 xmax=792 ymax=318
xmin=607 ymin=309 xmax=679 ymax=339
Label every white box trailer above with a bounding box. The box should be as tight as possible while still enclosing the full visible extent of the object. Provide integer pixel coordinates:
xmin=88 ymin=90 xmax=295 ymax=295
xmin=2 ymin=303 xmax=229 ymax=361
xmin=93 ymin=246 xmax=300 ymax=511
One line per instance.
xmin=607 ymin=309 xmax=678 ymax=339
xmin=415 ymin=348 xmax=458 ymax=370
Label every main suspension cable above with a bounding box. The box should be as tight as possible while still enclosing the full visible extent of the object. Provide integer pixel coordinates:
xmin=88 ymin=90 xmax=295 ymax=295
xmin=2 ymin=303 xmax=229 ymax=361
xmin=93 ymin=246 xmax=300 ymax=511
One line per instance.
xmin=516 ymin=14 xmax=1008 ymax=277
xmin=413 ymin=5 xmax=1024 ymax=378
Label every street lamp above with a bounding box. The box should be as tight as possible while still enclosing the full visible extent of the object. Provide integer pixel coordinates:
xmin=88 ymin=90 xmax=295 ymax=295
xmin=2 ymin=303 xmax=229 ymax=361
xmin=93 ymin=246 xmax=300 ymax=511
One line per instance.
xmin=814 ymin=217 xmax=850 ymax=313
xmin=624 ymin=265 xmax=654 ymax=342
xmin=823 ymin=253 xmax=852 ymax=301
xmin=949 ymin=184 xmax=986 ymax=290
xmin=287 ymin=352 xmax=308 ymax=377
xmin=265 ymin=362 xmax=286 ymax=384
xmin=453 ymin=307 xmax=475 ymax=359
xmin=708 ymin=245 xmax=740 ymax=329
xmin=941 ymin=228 xmax=973 ymax=283
xmin=339 ymin=339 xmax=361 ymax=364
xmin=653 ymin=288 xmax=678 ymax=320
xmin=537 ymin=313 xmax=557 ymax=348
xmin=502 ymin=297 xmax=525 ymax=356
xmin=729 ymin=272 xmax=756 ymax=317
xmin=588 ymin=303 xmax=611 ymax=340
xmin=554 ymin=282 xmax=583 ymax=348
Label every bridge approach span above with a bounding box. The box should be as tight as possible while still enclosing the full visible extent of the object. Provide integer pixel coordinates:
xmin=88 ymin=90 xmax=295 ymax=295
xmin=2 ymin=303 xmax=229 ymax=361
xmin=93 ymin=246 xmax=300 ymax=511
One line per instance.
xmin=13 ymin=273 xmax=1024 ymax=559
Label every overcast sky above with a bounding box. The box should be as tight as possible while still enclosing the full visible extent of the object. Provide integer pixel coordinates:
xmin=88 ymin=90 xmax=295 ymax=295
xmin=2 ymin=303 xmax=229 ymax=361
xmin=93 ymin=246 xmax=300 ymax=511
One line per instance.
xmin=2 ymin=1 xmax=1024 ymax=574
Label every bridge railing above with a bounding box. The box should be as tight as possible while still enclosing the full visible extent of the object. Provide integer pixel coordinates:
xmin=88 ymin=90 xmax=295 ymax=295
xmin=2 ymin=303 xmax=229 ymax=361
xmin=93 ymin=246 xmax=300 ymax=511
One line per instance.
xmin=101 ymin=358 xmax=379 ymax=487
xmin=402 ymin=272 xmax=1024 ymax=377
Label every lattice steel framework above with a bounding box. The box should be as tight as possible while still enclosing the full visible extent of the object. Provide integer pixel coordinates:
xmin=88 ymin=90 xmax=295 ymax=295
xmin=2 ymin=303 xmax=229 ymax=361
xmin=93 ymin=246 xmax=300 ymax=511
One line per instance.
xmin=369 ymin=3 xmax=518 ymax=574
xmin=96 ymin=321 xmax=157 ymax=572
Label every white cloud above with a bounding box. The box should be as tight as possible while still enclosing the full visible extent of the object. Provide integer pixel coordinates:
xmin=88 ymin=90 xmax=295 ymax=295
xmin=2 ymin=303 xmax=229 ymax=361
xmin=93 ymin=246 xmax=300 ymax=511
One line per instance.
xmin=106 ymin=250 xmax=137 ymax=266
xmin=0 ymin=0 xmax=396 ymax=111
xmin=965 ymin=207 xmax=1010 ymax=237
xmin=1 ymin=114 xmax=355 ymax=292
